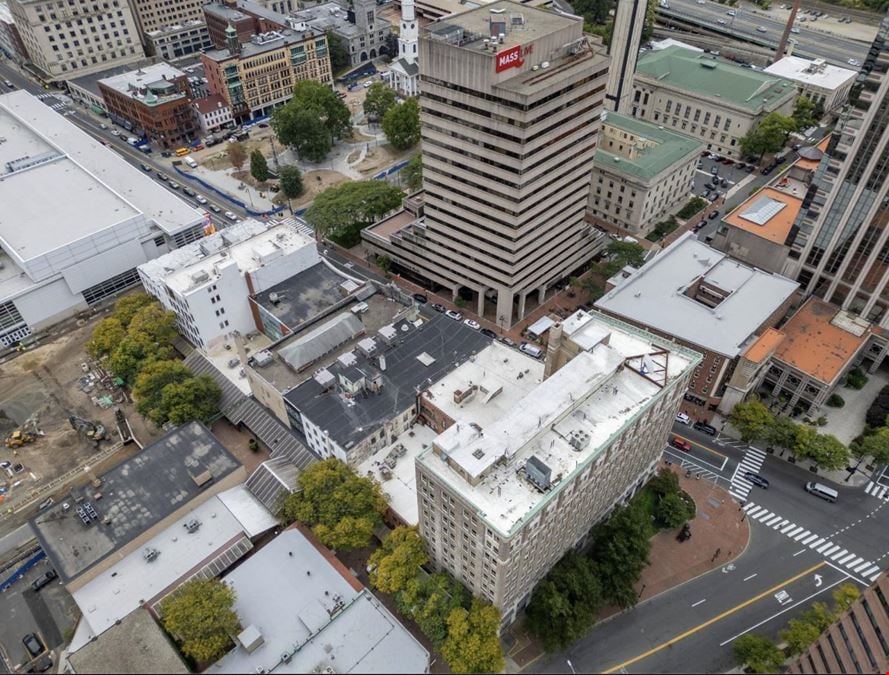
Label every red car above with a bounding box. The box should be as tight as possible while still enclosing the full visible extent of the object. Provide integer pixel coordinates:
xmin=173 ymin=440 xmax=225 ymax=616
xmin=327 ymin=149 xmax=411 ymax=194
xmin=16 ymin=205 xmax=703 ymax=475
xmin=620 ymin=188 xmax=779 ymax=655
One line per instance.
xmin=670 ymin=436 xmax=692 ymax=452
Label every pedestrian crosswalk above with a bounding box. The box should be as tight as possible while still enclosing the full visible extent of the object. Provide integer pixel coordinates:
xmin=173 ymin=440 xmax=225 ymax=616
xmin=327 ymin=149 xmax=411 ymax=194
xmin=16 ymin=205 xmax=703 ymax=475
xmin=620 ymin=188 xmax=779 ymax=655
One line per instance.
xmin=729 ymin=447 xmax=767 ymax=502
xmin=865 ymin=480 xmax=889 ymax=501
xmin=742 ymin=502 xmax=883 ymax=583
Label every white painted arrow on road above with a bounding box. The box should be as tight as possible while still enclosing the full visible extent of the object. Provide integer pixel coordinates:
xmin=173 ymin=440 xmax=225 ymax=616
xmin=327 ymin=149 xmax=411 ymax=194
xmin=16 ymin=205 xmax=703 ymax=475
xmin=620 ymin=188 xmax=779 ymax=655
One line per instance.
xmin=814 ymin=574 xmax=823 ymax=588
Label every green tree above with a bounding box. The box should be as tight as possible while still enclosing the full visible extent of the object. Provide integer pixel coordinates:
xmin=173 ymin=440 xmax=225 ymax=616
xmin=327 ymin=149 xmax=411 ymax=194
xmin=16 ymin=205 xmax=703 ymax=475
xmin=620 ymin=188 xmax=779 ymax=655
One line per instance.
xmin=368 ymin=526 xmax=428 ymax=594
xmin=854 ymin=426 xmax=889 ymax=464
xmin=574 ymin=0 xmax=614 ymax=24
xmin=133 ymin=360 xmax=192 ymax=424
xmin=781 ymin=601 xmax=834 ymax=655
xmin=396 ymin=573 xmax=468 ymax=646
xmin=326 ymin=30 xmax=351 ymax=73
xmin=113 ymin=292 xmax=156 ymax=327
xmin=590 ymin=503 xmax=652 ymax=608
xmin=159 ymin=578 xmax=240 ymax=663
xmin=279 ymin=165 xmax=304 ymax=201
xmin=382 ymin=97 xmax=421 ymax=150
xmin=832 ymin=582 xmax=860 ymax=613
xmin=105 ymin=303 xmax=178 ymax=384
xmin=733 ymin=634 xmax=785 ymax=674
xmin=807 ymin=433 xmax=849 ymax=471
xmin=793 ymin=96 xmax=818 ymax=131
xmin=740 ymin=112 xmax=797 ymax=159
xmin=441 ymin=600 xmax=504 ymax=674
xmin=273 ymin=80 xmax=351 ymax=162
xmin=364 ymin=82 xmax=397 ymax=120
xmin=526 ymin=552 xmax=602 ymax=650
xmin=160 ymin=375 xmax=222 ymax=425
xmin=730 ymin=398 xmax=774 ymax=443
xmin=249 ymin=149 xmax=269 ymax=182
xmin=126 ymin=303 xmax=179 ymax=350
xmin=403 ymin=154 xmax=422 ymax=192
xmin=305 ymin=180 xmax=404 ymax=247
xmin=227 ymin=141 xmax=247 ymax=171
xmin=766 ymin=415 xmax=799 ymax=450
xmin=656 ymin=492 xmax=695 ymax=529
xmin=641 ymin=0 xmax=657 ymax=42
xmin=279 ymin=458 xmax=387 ymax=550
xmin=648 ymin=467 xmax=680 ymax=498
xmin=86 ymin=317 xmax=126 ymax=359
xmin=599 ymin=240 xmax=646 ymax=277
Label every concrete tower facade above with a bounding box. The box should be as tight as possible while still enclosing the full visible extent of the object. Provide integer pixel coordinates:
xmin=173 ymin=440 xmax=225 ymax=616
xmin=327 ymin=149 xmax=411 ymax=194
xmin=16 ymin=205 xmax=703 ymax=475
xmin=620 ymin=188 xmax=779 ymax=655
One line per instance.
xmin=605 ymin=0 xmax=646 ymax=113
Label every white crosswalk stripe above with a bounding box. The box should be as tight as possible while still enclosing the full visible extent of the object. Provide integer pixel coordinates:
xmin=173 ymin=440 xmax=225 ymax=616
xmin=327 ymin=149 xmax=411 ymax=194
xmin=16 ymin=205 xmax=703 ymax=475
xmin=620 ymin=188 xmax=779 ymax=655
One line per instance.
xmin=744 ymin=501 xmax=884 ymax=579
xmin=864 ymin=481 xmax=889 ymax=501
xmin=730 ymin=447 xmax=767 ymax=503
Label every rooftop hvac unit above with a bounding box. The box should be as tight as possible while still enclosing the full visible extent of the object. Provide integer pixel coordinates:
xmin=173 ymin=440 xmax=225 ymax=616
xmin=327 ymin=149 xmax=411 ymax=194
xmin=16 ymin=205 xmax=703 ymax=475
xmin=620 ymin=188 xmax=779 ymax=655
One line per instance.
xmin=253 ymin=350 xmax=274 ymax=367
xmin=525 ymin=455 xmax=552 ymax=491
xmin=568 ymin=430 xmax=591 ymax=451
xmin=191 ymin=270 xmax=210 ymax=284
xmin=184 ymin=518 xmax=202 ymax=533
xmin=143 ymin=547 xmax=160 ymax=563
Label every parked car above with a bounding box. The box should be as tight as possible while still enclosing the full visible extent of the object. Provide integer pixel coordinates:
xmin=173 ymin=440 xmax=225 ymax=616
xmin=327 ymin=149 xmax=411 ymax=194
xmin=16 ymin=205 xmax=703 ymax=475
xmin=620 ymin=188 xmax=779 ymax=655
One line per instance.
xmin=693 ymin=422 xmax=718 ymax=436
xmin=168 ymin=181 xmax=180 ymax=190
xmin=708 ymin=210 xmax=719 ymax=220
xmin=110 ymin=129 xmax=120 ymax=136
xmin=157 ymin=173 xmax=168 ymax=182
xmin=412 ymin=292 xmax=428 ymax=304
xmin=196 ymin=195 xmax=208 ymax=204
xmin=183 ymin=187 xmax=196 ymax=197
xmin=500 ymin=336 xmax=516 ymax=347
xmin=224 ymin=211 xmax=239 ymax=221
xmin=670 ymin=436 xmax=692 ymax=452
xmin=31 ymin=570 xmax=57 ymax=591
xmin=22 ymin=633 xmax=44 ymax=658
xmin=431 ymin=303 xmax=446 ymax=313
xmin=693 ymin=221 xmax=706 ymax=232
xmin=710 ymin=166 xmax=719 ymax=175
xmin=744 ymin=472 xmax=770 ymax=489
xmin=705 ymin=182 xmax=715 ymax=191
xmin=756 ymin=25 xmax=768 ymax=32
xmin=99 ymin=123 xmax=108 ymax=130
xmin=12 ymin=463 xmax=24 ymax=473
xmin=480 ymin=328 xmax=497 ymax=339
xmin=209 ymin=204 xmax=222 ymax=213
xmin=463 ymin=319 xmax=481 ymax=330
xmin=140 ymin=163 xmax=151 ymax=171
xmin=675 ymin=412 xmax=691 ymax=425
xmin=519 ymin=342 xmax=543 ymax=358
xmin=445 ymin=309 xmax=463 ymax=321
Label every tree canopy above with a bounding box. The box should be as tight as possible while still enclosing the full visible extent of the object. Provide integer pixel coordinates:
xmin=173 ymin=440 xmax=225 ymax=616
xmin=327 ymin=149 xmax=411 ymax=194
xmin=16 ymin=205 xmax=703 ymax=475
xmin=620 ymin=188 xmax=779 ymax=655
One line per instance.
xmin=765 ymin=415 xmax=800 ymax=451
xmin=250 ymin=149 xmax=269 ymax=182
xmin=441 ymin=600 xmax=505 ymax=674
xmin=733 ymin=634 xmax=785 ymax=674
xmin=793 ymin=96 xmax=818 ymax=130
xmin=280 ymin=458 xmax=387 ymax=550
xmin=382 ymin=98 xmax=421 ymax=150
xmin=740 ymin=112 xmax=796 ymax=158
xmin=305 ymin=180 xmax=404 ymax=247
xmin=133 ymin=360 xmax=192 ymax=423
xmin=866 ymin=384 xmax=889 ymax=427
xmin=396 ymin=573 xmax=469 ymax=646
xmin=227 ymin=141 xmax=247 ymax=171
xmin=325 ymin=31 xmax=350 ymax=73
xmin=599 ymin=240 xmax=646 ymax=277
xmin=103 ymin=303 xmax=179 ymax=384
xmin=403 ymin=154 xmax=422 ymax=192
xmin=525 ymin=552 xmax=602 ymax=650
xmin=590 ymin=502 xmax=652 ymax=608
xmin=113 ymin=293 xmax=156 ymax=327
xmin=364 ymin=82 xmax=397 ymax=120
xmin=159 ymin=578 xmax=240 ymax=664
xmin=161 ymin=375 xmax=222 ymax=426
xmin=86 ymin=317 xmax=126 ymax=359
xmin=730 ymin=398 xmax=773 ymax=443
xmin=368 ymin=526 xmax=428 ymax=594
xmin=273 ymin=81 xmax=351 ymax=162
xmin=279 ymin=164 xmax=304 ymax=200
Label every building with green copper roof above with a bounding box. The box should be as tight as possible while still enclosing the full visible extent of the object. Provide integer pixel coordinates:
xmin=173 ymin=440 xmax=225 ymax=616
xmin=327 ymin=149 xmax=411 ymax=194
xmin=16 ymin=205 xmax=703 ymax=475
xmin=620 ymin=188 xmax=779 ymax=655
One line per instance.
xmin=588 ymin=111 xmax=704 ymax=236
xmin=631 ymin=46 xmax=799 ymax=158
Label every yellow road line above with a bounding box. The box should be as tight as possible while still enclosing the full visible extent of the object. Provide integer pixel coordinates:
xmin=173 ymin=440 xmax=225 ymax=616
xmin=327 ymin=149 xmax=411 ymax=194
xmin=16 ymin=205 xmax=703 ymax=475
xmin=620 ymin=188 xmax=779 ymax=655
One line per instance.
xmin=673 ymin=432 xmax=727 ymax=462
xmin=602 ymin=561 xmax=826 ymax=674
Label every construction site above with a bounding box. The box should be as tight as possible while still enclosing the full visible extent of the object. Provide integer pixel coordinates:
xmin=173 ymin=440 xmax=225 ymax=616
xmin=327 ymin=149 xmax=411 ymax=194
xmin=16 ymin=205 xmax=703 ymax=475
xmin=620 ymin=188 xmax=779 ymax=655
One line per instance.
xmin=0 ymin=313 xmax=166 ymax=535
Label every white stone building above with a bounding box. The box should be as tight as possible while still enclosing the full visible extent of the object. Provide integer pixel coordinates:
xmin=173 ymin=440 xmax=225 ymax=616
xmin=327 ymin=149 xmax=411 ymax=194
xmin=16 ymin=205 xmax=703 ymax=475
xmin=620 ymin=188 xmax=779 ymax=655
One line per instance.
xmin=763 ymin=56 xmax=857 ymax=115
xmin=388 ymin=0 xmax=419 ymax=97
xmin=193 ymin=94 xmax=234 ymax=134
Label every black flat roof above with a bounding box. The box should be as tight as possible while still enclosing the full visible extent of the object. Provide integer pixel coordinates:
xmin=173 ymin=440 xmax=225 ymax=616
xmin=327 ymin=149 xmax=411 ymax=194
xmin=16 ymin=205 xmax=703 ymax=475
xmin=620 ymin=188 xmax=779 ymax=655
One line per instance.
xmin=284 ymin=312 xmax=491 ymax=452
xmin=254 ymin=262 xmax=354 ymax=331
xmin=31 ymin=422 xmax=241 ymax=582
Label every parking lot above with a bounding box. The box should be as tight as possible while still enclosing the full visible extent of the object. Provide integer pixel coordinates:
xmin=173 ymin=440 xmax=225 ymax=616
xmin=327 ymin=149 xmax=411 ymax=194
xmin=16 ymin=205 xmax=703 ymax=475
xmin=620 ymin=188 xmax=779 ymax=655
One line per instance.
xmin=0 ymin=554 xmax=78 ymax=671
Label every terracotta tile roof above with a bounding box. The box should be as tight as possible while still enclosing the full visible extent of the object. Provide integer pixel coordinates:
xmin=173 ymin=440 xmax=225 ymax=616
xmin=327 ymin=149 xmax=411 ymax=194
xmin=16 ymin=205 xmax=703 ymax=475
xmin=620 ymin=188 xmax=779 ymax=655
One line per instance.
xmin=773 ymin=298 xmax=870 ymax=384
xmin=743 ymin=327 xmax=785 ymax=364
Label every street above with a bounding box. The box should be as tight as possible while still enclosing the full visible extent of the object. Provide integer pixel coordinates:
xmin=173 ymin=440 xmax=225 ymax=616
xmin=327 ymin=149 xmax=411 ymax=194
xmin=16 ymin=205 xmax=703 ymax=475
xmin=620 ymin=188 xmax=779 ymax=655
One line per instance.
xmin=536 ymin=424 xmax=889 ymax=673
xmin=659 ymin=0 xmax=871 ymax=66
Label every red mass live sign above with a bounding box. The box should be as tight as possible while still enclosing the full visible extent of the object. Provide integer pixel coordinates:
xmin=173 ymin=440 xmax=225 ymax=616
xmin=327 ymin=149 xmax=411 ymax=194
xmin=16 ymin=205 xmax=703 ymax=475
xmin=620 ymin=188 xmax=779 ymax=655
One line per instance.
xmin=495 ymin=44 xmax=524 ymax=73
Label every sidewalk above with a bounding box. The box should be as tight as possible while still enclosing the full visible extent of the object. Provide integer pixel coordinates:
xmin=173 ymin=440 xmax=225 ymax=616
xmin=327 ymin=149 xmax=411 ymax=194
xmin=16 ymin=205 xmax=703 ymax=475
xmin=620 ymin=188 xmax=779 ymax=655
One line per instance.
xmin=506 ymin=461 xmax=750 ymax=671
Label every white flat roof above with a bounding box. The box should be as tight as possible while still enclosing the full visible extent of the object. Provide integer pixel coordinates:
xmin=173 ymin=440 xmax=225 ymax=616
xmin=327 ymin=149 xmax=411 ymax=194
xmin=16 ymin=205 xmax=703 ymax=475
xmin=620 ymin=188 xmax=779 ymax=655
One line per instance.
xmin=217 ymin=485 xmax=279 ymax=537
xmin=358 ymin=423 xmax=439 ymax=525
xmin=71 ymin=496 xmax=249 ymax=638
xmin=595 ymin=232 xmax=799 ymax=356
xmin=211 ymin=529 xmax=429 ymax=674
xmin=764 ymin=56 xmax=857 ymax=90
xmin=98 ymin=62 xmax=187 ymax=101
xmin=0 ymin=90 xmax=202 ymax=253
xmin=419 ymin=311 xmax=698 ymax=536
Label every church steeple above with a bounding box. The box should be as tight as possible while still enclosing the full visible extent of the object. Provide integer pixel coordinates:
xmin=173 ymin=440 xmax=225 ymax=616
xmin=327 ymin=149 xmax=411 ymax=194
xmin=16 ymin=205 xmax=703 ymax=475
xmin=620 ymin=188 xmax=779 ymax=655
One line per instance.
xmin=398 ymin=0 xmax=418 ymax=64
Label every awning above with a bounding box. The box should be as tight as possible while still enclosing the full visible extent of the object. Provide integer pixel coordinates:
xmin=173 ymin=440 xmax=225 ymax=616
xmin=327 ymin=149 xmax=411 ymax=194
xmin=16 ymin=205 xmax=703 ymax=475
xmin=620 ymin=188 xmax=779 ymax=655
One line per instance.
xmin=527 ymin=316 xmax=555 ymax=338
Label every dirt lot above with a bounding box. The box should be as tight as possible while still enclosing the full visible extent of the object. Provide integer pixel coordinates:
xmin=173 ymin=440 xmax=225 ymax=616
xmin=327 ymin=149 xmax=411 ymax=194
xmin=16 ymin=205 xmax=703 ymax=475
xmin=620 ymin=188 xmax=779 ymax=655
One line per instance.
xmin=355 ymin=144 xmax=413 ymax=175
xmin=0 ymin=313 xmax=164 ymax=524
xmin=272 ymin=169 xmax=351 ymax=209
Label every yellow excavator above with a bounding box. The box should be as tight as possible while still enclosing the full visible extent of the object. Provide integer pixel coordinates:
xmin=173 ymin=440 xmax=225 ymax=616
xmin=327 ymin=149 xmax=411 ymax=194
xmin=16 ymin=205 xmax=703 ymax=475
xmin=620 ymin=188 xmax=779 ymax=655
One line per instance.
xmin=4 ymin=429 xmax=36 ymax=448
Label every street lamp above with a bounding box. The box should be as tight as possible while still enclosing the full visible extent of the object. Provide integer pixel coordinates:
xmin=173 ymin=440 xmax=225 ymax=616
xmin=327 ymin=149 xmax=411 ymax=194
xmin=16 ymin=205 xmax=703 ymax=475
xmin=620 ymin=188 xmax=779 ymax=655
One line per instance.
xmin=566 ymin=659 xmax=577 ymax=675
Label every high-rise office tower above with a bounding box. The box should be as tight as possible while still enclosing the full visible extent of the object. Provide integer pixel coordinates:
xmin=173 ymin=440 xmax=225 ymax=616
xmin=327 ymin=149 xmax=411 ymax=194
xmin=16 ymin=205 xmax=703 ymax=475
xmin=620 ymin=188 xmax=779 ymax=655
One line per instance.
xmin=786 ymin=11 xmax=889 ymax=326
xmin=362 ymin=1 xmax=609 ymax=328
xmin=605 ymin=0 xmax=646 ymax=113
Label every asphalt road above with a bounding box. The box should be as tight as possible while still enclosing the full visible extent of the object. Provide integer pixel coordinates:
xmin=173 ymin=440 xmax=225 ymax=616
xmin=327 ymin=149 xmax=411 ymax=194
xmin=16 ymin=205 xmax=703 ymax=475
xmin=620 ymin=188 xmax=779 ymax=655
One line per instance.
xmin=536 ymin=424 xmax=889 ymax=673
xmin=659 ymin=0 xmax=871 ymax=66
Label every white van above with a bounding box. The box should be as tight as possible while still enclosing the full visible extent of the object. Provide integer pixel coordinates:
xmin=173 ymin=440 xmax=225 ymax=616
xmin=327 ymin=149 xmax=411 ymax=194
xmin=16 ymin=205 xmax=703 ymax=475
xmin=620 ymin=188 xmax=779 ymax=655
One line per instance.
xmin=805 ymin=482 xmax=838 ymax=503
xmin=127 ymin=136 xmax=139 ymax=146
xmin=184 ymin=156 xmax=198 ymax=169
xmin=519 ymin=342 xmax=543 ymax=359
